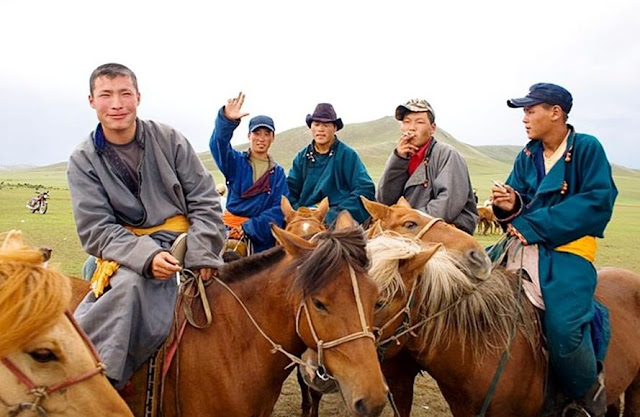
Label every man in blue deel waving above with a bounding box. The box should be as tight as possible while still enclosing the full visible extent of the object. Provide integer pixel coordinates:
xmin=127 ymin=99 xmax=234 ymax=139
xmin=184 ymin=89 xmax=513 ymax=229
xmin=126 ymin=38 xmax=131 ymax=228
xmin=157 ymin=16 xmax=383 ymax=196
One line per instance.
xmin=209 ymin=92 xmax=288 ymax=253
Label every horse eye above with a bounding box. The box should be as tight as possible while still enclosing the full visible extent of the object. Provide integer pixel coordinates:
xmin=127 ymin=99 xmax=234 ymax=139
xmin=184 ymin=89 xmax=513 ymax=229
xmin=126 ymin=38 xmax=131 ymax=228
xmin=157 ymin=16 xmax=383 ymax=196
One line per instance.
xmin=29 ymin=349 xmax=58 ymax=363
xmin=312 ymin=298 xmax=327 ymax=312
xmin=374 ymin=300 xmax=386 ymax=311
xmin=403 ymin=221 xmax=418 ymax=229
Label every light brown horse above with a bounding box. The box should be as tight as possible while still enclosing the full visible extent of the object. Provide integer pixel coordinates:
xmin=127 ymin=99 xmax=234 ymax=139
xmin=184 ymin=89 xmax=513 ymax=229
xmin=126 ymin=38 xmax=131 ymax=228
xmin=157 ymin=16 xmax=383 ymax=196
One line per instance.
xmin=0 ymin=231 xmax=132 ymax=417
xmin=367 ymin=234 xmax=640 ymax=417
xmin=282 ymin=196 xmax=329 ymax=238
xmin=361 ymin=197 xmax=492 ymax=280
xmin=72 ymin=215 xmax=389 ymax=417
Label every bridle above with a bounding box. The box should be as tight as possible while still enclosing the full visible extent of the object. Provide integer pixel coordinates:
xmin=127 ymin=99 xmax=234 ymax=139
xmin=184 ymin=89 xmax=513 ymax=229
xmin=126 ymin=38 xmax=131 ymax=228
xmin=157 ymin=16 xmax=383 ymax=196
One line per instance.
xmin=213 ymin=263 xmax=374 ymax=380
xmin=0 ymin=311 xmax=107 ymax=417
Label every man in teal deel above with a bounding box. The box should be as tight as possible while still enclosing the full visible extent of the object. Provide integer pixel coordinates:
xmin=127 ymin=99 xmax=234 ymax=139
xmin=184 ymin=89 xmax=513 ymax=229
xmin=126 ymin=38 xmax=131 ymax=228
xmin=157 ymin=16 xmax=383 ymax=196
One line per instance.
xmin=287 ymin=103 xmax=375 ymax=226
xmin=492 ymin=83 xmax=617 ymax=417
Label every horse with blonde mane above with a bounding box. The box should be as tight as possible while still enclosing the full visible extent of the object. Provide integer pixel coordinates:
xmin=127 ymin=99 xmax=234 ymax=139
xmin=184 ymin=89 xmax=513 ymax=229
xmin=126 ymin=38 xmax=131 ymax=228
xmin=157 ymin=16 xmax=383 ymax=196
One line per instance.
xmin=366 ymin=233 xmax=640 ymax=417
xmin=361 ymin=197 xmax=492 ymax=280
xmin=0 ymin=230 xmax=132 ymax=417
xmin=71 ymin=213 xmax=389 ymax=417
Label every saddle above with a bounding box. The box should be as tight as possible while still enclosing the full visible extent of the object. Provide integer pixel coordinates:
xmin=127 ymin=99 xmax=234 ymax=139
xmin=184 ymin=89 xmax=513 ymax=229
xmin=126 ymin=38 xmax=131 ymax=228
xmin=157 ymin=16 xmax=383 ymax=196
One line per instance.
xmin=493 ymin=238 xmax=608 ymax=417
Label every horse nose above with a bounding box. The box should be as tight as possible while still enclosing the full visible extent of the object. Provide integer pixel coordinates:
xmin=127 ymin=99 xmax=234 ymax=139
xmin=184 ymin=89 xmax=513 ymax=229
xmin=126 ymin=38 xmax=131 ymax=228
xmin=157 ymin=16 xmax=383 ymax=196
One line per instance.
xmin=353 ymin=389 xmax=388 ymax=417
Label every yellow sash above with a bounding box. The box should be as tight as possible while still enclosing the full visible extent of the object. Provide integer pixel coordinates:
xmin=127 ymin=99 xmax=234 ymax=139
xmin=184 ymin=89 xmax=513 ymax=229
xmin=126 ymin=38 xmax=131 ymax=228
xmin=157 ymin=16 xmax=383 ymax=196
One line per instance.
xmin=555 ymin=236 xmax=597 ymax=263
xmin=90 ymin=214 xmax=189 ymax=298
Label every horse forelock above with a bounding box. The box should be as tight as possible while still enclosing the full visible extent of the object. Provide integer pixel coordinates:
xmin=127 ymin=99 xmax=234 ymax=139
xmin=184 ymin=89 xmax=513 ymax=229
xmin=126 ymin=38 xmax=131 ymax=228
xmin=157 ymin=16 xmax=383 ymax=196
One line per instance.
xmin=367 ymin=234 xmax=424 ymax=307
xmin=0 ymin=235 xmax=71 ymax=357
xmin=292 ymin=226 xmax=368 ymax=297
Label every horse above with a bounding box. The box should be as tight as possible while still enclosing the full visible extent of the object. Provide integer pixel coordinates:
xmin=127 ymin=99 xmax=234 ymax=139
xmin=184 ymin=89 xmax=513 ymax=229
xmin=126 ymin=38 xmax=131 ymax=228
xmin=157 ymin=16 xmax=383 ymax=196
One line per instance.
xmin=71 ymin=213 xmax=389 ymax=417
xmin=0 ymin=230 xmax=133 ymax=417
xmin=366 ymin=233 xmax=640 ymax=417
xmin=477 ymin=206 xmax=499 ymax=235
xmin=282 ymin=195 xmax=329 ymax=238
xmin=361 ymin=196 xmax=492 ymax=280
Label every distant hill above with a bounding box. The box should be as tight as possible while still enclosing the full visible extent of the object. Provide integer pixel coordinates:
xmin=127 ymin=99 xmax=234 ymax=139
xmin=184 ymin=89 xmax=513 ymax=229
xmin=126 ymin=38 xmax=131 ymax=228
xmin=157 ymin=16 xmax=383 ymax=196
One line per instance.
xmin=7 ymin=116 xmax=640 ymax=185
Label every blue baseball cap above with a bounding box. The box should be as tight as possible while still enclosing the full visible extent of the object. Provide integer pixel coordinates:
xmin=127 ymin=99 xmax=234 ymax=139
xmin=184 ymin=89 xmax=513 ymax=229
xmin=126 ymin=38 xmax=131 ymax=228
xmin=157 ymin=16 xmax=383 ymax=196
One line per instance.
xmin=248 ymin=115 xmax=275 ymax=133
xmin=507 ymin=83 xmax=573 ymax=113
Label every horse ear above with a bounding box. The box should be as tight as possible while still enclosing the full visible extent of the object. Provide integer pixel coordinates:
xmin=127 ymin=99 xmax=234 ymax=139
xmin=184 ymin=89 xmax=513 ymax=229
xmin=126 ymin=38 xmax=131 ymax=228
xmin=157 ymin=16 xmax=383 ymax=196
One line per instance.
xmin=281 ymin=196 xmax=295 ymax=222
xmin=271 ymin=224 xmax=316 ymax=256
xmin=1 ymin=229 xmax=24 ymax=250
xmin=315 ymin=197 xmax=330 ymax=221
xmin=396 ymin=196 xmax=412 ymax=208
xmin=334 ymin=210 xmax=357 ymax=230
xmin=401 ymin=243 xmax=443 ymax=274
xmin=361 ymin=196 xmax=388 ymax=221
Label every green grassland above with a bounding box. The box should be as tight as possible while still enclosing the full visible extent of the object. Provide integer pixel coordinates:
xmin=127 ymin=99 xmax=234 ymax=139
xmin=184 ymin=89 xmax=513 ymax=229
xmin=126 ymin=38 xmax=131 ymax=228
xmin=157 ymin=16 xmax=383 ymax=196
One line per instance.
xmin=1 ymin=116 xmax=638 ymax=276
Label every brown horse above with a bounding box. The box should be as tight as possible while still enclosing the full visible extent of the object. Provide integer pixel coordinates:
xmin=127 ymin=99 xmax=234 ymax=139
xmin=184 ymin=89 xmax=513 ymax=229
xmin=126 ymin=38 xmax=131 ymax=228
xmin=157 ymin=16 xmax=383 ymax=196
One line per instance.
xmin=282 ymin=195 xmax=329 ymax=238
xmin=72 ymin=214 xmax=389 ymax=417
xmin=0 ymin=231 xmax=132 ymax=417
xmin=477 ymin=206 xmax=499 ymax=235
xmin=361 ymin=197 xmax=492 ymax=280
xmin=367 ymin=234 xmax=640 ymax=417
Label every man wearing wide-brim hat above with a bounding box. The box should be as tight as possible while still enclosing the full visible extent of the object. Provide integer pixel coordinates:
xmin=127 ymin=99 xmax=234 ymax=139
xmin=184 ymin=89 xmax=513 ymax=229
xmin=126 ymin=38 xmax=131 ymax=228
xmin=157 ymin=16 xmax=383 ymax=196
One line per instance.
xmin=287 ymin=103 xmax=375 ymax=226
xmin=376 ymin=98 xmax=478 ymax=234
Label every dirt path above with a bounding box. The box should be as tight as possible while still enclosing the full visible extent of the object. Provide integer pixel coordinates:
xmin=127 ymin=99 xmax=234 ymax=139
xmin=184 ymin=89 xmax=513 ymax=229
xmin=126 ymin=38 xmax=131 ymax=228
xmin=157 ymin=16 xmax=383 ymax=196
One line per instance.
xmin=271 ymin=372 xmax=453 ymax=416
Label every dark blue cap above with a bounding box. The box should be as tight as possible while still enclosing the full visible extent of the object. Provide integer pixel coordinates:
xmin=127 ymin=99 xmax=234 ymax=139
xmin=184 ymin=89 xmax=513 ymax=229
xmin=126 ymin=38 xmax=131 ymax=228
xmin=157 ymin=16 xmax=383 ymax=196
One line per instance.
xmin=507 ymin=83 xmax=573 ymax=113
xmin=248 ymin=115 xmax=275 ymax=133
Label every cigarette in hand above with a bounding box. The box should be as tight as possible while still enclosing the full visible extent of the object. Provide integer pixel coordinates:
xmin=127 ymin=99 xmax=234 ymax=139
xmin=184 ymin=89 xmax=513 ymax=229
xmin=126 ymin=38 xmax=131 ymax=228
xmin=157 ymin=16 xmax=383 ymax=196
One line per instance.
xmin=492 ymin=180 xmax=507 ymax=192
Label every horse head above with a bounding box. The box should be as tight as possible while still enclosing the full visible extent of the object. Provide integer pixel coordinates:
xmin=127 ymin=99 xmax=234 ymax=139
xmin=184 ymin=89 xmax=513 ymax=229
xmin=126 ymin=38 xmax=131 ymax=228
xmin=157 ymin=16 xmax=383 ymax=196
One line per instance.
xmin=282 ymin=196 xmax=329 ymax=238
xmin=361 ymin=196 xmax=492 ymax=280
xmin=272 ymin=211 xmax=388 ymax=417
xmin=0 ymin=230 xmax=132 ymax=417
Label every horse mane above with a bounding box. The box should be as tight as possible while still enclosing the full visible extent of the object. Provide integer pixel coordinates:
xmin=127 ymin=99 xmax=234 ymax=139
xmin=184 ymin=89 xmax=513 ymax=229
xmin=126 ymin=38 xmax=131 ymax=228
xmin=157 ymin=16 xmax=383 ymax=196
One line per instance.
xmin=367 ymin=233 xmax=538 ymax=358
xmin=219 ymin=245 xmax=286 ymax=283
xmin=292 ymin=226 xmax=368 ymax=297
xmin=0 ymin=231 xmax=71 ymax=357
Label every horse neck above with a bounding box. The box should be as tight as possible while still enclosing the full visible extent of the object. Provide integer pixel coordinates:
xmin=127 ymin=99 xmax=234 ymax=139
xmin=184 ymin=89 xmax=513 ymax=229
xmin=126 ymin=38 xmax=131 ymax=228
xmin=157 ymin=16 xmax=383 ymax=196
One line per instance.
xmin=175 ymin=261 xmax=306 ymax=414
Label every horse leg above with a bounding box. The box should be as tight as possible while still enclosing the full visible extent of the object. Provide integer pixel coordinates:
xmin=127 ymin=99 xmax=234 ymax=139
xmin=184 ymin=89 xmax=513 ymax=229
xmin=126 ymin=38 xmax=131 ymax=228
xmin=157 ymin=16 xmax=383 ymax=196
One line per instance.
xmin=622 ymin=373 xmax=640 ymax=417
xmin=297 ymin=367 xmax=314 ymax=417
xmin=381 ymin=351 xmax=421 ymax=417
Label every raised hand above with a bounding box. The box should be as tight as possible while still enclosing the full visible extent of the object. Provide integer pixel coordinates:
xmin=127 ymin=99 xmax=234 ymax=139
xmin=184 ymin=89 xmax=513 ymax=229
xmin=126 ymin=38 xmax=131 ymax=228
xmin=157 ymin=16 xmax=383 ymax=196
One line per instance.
xmin=223 ymin=92 xmax=250 ymax=121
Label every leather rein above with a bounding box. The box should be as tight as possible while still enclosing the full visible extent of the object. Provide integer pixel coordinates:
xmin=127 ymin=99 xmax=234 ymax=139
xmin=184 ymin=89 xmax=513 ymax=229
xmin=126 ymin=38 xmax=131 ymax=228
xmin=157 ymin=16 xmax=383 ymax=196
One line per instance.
xmin=1 ymin=311 xmax=106 ymax=417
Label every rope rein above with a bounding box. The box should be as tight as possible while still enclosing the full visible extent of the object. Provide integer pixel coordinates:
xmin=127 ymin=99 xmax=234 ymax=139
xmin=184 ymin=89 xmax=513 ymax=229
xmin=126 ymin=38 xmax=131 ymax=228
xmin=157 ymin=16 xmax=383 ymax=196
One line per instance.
xmin=214 ymin=264 xmax=374 ymax=377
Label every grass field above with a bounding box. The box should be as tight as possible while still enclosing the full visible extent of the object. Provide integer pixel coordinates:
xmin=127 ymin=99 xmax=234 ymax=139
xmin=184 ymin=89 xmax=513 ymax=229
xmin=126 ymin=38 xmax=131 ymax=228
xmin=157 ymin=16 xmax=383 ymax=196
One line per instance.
xmin=1 ymin=162 xmax=638 ymax=417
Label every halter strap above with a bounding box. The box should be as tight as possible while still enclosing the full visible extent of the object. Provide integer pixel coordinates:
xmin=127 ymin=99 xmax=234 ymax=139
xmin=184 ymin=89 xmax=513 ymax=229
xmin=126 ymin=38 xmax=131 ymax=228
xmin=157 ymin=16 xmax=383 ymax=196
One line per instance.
xmin=296 ymin=265 xmax=375 ymax=372
xmin=214 ymin=263 xmax=374 ymax=376
xmin=415 ymin=217 xmax=443 ymax=239
xmin=1 ymin=312 xmax=106 ymax=416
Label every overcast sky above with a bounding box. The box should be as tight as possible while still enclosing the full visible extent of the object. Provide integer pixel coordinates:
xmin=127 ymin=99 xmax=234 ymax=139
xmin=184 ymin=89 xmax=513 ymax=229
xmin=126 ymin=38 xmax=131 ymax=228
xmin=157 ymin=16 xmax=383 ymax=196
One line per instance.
xmin=1 ymin=0 xmax=639 ymax=168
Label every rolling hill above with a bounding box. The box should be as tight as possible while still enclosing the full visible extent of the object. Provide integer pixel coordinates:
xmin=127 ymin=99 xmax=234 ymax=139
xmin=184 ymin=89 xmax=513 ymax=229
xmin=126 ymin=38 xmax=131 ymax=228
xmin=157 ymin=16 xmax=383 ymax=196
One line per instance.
xmin=3 ymin=116 xmax=638 ymax=192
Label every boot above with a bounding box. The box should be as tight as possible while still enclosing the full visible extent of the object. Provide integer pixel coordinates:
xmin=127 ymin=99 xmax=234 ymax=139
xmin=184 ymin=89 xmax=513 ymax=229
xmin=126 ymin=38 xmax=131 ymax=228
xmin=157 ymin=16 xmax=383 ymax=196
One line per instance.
xmin=562 ymin=362 xmax=606 ymax=417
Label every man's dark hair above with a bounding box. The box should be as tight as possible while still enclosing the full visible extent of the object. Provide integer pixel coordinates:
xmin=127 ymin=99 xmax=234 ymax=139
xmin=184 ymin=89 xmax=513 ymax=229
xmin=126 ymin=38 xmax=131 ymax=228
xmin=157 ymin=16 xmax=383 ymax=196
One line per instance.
xmin=540 ymin=103 xmax=569 ymax=122
xmin=89 ymin=63 xmax=138 ymax=95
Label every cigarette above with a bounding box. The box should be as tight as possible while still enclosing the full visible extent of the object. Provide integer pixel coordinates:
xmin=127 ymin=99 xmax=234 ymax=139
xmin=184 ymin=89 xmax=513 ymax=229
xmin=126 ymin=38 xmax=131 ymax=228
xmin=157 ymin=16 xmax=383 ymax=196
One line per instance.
xmin=492 ymin=180 xmax=507 ymax=191
xmin=402 ymin=132 xmax=411 ymax=137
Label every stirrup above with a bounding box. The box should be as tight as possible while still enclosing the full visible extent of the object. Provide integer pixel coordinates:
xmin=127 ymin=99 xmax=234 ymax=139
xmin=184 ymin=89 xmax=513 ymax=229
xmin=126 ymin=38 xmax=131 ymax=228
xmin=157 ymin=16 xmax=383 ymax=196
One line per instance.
xmin=170 ymin=233 xmax=188 ymax=265
xmin=562 ymin=402 xmax=591 ymax=417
